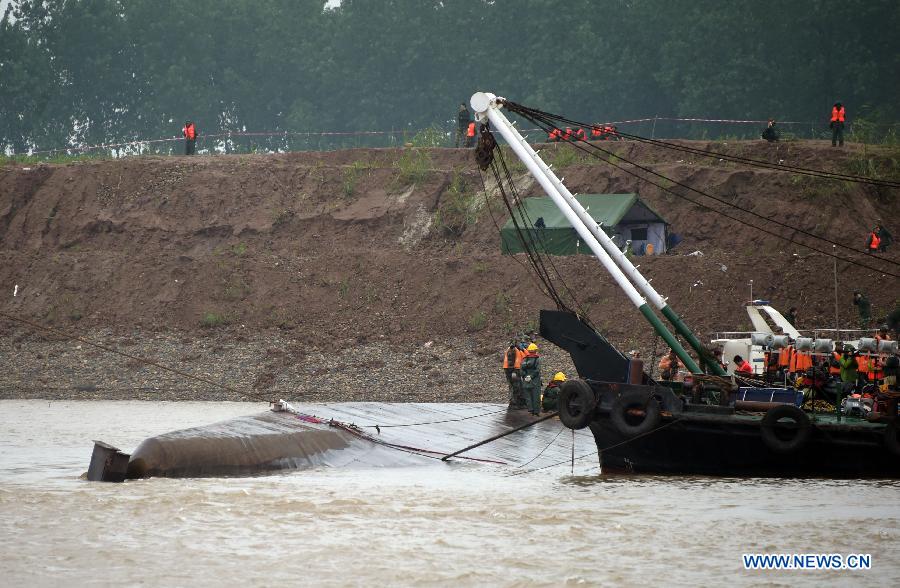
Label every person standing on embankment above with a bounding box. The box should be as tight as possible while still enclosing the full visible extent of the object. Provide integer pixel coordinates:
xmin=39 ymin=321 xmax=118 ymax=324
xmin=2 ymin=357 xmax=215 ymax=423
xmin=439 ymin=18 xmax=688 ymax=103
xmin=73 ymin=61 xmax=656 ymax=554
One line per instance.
xmin=830 ymin=102 xmax=845 ymax=147
xmin=455 ymin=103 xmax=472 ymax=148
xmin=183 ymin=121 xmax=197 ymax=155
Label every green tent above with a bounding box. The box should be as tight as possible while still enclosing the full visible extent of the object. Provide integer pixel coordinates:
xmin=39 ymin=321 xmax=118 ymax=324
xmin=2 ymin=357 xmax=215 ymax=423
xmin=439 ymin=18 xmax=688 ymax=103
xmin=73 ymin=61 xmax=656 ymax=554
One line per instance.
xmin=500 ymin=193 xmax=669 ymax=256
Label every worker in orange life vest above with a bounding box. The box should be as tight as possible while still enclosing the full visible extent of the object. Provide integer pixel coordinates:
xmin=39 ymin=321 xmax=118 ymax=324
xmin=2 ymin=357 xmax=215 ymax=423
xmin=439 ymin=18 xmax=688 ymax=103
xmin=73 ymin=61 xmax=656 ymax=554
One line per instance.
xmin=502 ymin=341 xmax=526 ymax=408
xmin=548 ymin=128 xmax=561 ymax=142
xmin=658 ymin=348 xmax=684 ymax=381
xmin=828 ymin=350 xmax=842 ymax=378
xmin=734 ymin=355 xmax=754 ymax=375
xmin=763 ymin=349 xmax=781 ymax=382
xmin=574 ymin=127 xmax=586 ymax=141
xmin=182 ymin=121 xmax=197 ymax=155
xmin=830 ymin=102 xmax=845 ymax=147
xmin=866 ymin=225 xmax=882 ymax=254
xmin=464 ymin=122 xmax=476 ymax=148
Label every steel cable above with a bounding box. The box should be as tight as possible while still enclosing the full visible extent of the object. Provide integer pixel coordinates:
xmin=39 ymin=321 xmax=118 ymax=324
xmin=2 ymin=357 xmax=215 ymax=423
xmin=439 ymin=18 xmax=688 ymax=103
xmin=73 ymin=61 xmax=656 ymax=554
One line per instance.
xmin=504 ymin=107 xmax=900 ymax=279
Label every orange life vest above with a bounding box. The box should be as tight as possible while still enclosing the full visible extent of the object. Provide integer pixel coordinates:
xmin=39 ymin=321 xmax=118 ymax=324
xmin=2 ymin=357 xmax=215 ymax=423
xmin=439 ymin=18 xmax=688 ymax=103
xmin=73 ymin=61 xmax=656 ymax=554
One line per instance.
xmin=869 ymin=232 xmax=881 ymax=250
xmin=502 ymin=347 xmax=524 ymax=369
xmin=574 ymin=128 xmax=586 ymax=140
xmin=856 ymin=355 xmax=870 ymax=380
xmin=548 ymin=129 xmax=561 ymax=141
xmin=829 ymin=352 xmax=841 ymax=376
xmin=184 ymin=123 xmax=196 ymax=140
xmin=778 ymin=346 xmax=793 ymax=368
xmin=591 ymin=126 xmax=602 ymax=137
xmin=466 ymin=122 xmax=476 ymax=137
xmin=790 ymin=350 xmax=813 ymax=373
xmin=831 ymin=107 xmax=845 ymax=122
xmin=736 ymin=360 xmax=753 ymax=374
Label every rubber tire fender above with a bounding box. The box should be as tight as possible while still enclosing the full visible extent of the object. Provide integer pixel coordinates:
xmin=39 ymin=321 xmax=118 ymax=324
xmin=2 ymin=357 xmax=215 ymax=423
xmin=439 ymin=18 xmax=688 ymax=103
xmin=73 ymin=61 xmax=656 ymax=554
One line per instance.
xmin=558 ymin=379 xmax=597 ymax=430
xmin=884 ymin=420 xmax=900 ymax=458
xmin=610 ymin=389 xmax=662 ymax=437
xmin=760 ymin=404 xmax=812 ymax=454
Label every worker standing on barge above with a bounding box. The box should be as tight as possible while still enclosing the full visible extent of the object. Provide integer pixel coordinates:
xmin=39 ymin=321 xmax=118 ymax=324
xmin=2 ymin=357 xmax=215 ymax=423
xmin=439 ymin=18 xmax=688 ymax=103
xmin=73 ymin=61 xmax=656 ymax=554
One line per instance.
xmin=839 ymin=346 xmax=859 ymax=394
xmin=520 ymin=343 xmax=543 ymax=416
xmin=502 ymin=341 xmax=525 ymax=408
xmin=542 ymin=372 xmax=566 ymax=412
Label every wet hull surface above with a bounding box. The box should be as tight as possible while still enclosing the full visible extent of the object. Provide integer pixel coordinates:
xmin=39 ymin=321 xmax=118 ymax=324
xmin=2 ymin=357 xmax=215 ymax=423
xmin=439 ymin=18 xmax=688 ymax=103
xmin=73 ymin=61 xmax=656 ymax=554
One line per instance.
xmin=127 ymin=402 xmax=596 ymax=478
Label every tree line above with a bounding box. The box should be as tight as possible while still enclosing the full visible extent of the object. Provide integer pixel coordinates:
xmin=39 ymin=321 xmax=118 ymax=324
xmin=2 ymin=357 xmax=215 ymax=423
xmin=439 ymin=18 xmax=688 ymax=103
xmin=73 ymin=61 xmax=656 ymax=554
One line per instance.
xmin=1 ymin=0 xmax=898 ymax=154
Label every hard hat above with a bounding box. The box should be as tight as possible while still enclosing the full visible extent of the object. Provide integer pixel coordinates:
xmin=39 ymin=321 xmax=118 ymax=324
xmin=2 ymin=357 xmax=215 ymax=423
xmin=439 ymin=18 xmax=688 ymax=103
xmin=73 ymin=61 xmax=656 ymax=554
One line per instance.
xmin=527 ymin=343 xmax=538 ymax=352
xmin=553 ymin=372 xmax=566 ymax=382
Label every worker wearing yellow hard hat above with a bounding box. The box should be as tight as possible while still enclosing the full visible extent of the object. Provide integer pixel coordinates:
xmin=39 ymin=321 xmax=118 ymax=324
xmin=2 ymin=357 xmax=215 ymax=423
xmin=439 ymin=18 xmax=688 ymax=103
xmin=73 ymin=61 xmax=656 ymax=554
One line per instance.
xmin=519 ymin=343 xmax=543 ymax=416
xmin=542 ymin=371 xmax=567 ymax=411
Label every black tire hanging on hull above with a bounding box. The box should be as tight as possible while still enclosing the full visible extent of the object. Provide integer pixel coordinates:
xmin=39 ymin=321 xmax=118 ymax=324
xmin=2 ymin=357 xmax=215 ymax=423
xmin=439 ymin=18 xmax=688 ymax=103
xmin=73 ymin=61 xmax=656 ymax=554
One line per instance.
xmin=760 ymin=404 xmax=812 ymax=454
xmin=610 ymin=389 xmax=662 ymax=437
xmin=558 ymin=379 xmax=597 ymax=430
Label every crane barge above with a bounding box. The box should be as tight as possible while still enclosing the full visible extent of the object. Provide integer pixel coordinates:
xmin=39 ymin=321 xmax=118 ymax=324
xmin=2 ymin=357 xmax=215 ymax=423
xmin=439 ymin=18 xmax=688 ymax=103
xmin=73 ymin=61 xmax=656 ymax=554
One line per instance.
xmin=470 ymin=91 xmax=900 ymax=477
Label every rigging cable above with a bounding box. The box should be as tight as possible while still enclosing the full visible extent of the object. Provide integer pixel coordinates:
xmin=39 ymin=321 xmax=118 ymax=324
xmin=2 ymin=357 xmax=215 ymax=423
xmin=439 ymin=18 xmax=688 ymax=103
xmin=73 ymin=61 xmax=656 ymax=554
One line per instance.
xmin=502 ymin=107 xmax=900 ymax=279
xmin=357 ymin=407 xmax=509 ymax=429
xmin=478 ymin=166 xmax=559 ymax=303
xmin=505 ymin=101 xmax=900 ymax=268
xmin=504 ymin=101 xmax=900 ymax=189
xmin=491 ymin=143 xmax=596 ymax=326
xmin=506 ymin=417 xmax=682 ymax=477
xmin=479 ymin=124 xmax=575 ymax=314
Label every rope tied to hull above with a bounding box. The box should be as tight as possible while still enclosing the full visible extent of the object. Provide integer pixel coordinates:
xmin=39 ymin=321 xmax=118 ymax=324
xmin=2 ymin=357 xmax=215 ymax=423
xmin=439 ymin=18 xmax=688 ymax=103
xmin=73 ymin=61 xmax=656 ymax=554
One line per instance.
xmin=441 ymin=411 xmax=560 ymax=461
xmin=506 ymin=416 xmax=682 ymax=476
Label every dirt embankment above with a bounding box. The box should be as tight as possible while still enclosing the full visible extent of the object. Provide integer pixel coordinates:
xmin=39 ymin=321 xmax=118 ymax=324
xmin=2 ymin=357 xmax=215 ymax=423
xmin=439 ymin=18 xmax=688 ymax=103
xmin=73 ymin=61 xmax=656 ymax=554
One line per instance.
xmin=1 ymin=140 xmax=898 ymax=401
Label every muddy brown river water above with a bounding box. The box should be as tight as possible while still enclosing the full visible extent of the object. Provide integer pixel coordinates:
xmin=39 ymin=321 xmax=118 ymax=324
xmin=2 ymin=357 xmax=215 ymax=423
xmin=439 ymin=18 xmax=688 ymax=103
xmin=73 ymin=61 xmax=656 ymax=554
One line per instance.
xmin=1 ymin=400 xmax=898 ymax=586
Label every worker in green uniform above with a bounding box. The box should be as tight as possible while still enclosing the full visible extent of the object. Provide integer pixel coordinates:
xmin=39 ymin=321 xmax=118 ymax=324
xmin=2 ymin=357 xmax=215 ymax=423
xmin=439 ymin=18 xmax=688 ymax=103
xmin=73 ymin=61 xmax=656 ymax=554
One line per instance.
xmin=519 ymin=343 xmax=543 ymax=416
xmin=839 ymin=345 xmax=859 ymax=395
xmin=542 ymin=371 xmax=566 ymax=412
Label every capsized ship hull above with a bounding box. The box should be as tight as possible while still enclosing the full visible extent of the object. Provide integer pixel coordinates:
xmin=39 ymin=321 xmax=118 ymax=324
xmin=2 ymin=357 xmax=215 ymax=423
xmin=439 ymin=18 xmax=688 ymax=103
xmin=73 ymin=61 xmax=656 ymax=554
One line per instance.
xmin=118 ymin=403 xmax=595 ymax=479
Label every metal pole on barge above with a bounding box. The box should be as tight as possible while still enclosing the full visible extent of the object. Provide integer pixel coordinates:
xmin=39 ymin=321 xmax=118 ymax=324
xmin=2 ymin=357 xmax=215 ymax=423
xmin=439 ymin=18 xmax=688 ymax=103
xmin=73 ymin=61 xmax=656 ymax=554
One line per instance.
xmin=471 ymin=91 xmax=702 ymax=374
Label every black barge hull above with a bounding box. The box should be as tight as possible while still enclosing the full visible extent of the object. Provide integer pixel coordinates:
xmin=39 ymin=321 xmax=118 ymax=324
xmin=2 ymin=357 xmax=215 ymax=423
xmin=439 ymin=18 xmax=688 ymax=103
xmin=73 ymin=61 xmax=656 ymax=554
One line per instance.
xmin=591 ymin=413 xmax=900 ymax=478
